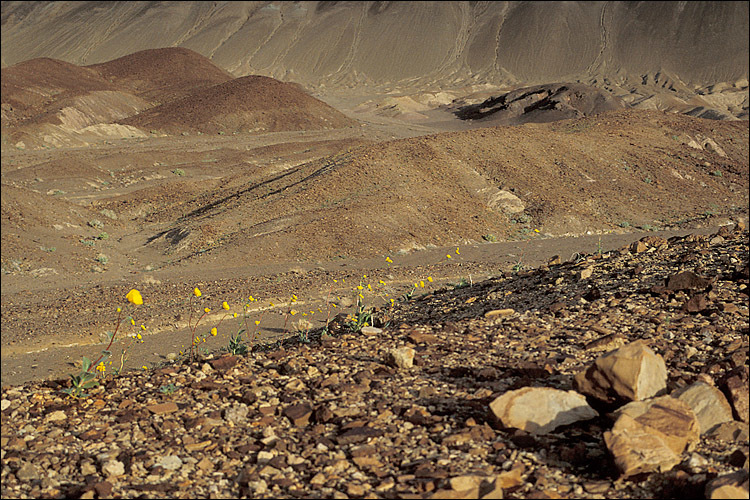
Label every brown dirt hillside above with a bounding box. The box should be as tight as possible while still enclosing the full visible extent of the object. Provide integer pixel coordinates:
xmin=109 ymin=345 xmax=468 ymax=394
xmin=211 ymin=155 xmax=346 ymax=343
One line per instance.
xmin=119 ymin=75 xmax=360 ymax=135
xmin=0 ymin=58 xmax=117 ymax=126
xmin=129 ymin=109 xmax=748 ymax=267
xmin=86 ymin=47 xmax=234 ymax=104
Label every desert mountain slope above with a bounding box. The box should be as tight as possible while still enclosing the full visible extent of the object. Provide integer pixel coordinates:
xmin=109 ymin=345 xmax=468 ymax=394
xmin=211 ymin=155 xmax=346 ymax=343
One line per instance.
xmin=119 ymin=74 xmax=359 ymax=135
xmin=2 ymin=1 xmax=747 ymax=123
xmin=2 ymin=2 xmax=746 ymax=89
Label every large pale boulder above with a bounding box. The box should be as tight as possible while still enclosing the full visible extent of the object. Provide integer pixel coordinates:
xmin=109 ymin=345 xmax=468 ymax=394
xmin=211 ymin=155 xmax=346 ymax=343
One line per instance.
xmin=489 ymin=387 xmax=598 ymax=435
xmin=575 ymin=340 xmax=667 ymax=403
xmin=672 ymin=381 xmax=734 ymax=434
xmin=605 ymin=396 xmax=700 ymax=477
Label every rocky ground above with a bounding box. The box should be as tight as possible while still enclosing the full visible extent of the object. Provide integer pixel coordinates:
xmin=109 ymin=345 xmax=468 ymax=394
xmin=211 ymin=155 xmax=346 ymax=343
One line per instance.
xmin=2 ymin=224 xmax=747 ymax=499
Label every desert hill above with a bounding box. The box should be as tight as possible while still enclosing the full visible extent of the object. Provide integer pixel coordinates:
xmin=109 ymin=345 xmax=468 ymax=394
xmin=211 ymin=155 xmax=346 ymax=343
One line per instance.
xmin=119 ymin=74 xmax=359 ymax=135
xmin=0 ymin=48 xmax=357 ymax=149
xmin=85 ymin=47 xmax=234 ymax=104
xmin=99 ymin=109 xmax=748 ymax=267
xmin=2 ymin=1 xmax=747 ymax=121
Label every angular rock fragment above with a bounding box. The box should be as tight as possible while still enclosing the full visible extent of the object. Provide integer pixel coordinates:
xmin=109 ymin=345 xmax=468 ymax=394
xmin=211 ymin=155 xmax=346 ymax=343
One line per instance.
xmin=489 ymin=387 xmax=598 ymax=435
xmin=575 ymin=340 xmax=667 ymax=403
xmin=386 ymin=347 xmax=415 ymax=369
xmin=672 ymin=381 xmax=734 ymax=434
xmin=705 ymin=469 xmax=749 ymax=500
xmin=719 ymin=366 xmax=749 ymax=423
xmin=605 ymin=396 xmax=699 ymax=477
xmin=283 ymin=403 xmax=313 ymax=427
xmin=666 ymin=270 xmax=713 ymax=292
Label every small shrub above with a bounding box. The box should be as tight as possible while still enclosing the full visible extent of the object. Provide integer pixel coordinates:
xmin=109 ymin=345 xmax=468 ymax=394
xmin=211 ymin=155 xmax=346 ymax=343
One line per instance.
xmin=96 ymin=232 xmax=109 ymax=240
xmin=643 ymin=177 xmax=652 ymax=184
xmin=712 ymin=170 xmax=723 ymax=177
xmin=88 ymin=219 xmax=104 ymax=229
xmin=100 ymin=209 xmax=117 ymax=220
xmin=619 ymin=221 xmax=630 ymax=228
xmin=172 ymin=168 xmax=185 ymax=176
xmin=96 ymin=253 xmax=109 ymax=265
xmin=482 ymin=233 xmax=497 ymax=242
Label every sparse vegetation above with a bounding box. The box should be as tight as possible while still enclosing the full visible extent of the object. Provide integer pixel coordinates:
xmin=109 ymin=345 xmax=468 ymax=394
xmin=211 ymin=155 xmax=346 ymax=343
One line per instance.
xmin=482 ymin=233 xmax=497 ymax=242
xmin=172 ymin=168 xmax=185 ymax=176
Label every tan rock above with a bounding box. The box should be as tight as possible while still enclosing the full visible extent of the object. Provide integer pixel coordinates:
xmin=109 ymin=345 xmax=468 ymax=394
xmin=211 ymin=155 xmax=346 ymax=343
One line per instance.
xmin=605 ymin=396 xmax=699 ymax=477
xmin=672 ymin=381 xmax=734 ymax=434
xmin=575 ymin=340 xmax=667 ymax=403
xmin=706 ymin=420 xmax=750 ymax=442
xmin=490 ymin=387 xmax=598 ymax=435
xmin=147 ymin=402 xmax=178 ymax=414
xmin=387 ymin=347 xmax=415 ymax=370
xmin=484 ymin=308 xmax=515 ymax=320
xmin=705 ymin=470 xmax=749 ymax=499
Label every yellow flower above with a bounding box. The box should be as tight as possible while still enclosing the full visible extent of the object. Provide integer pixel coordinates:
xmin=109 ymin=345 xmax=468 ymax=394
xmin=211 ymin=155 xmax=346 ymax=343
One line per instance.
xmin=385 ymin=257 xmax=393 ymax=263
xmin=427 ymin=276 xmax=433 ymax=282
xmin=130 ymin=318 xmax=136 ymax=326
xmin=126 ymin=289 xmax=143 ymax=305
xmin=96 ymin=362 xmax=105 ymax=372
xmin=456 ymin=247 xmax=460 ymax=255
xmin=419 ymin=281 xmax=425 ymax=288
xmin=447 ymin=254 xmax=452 ymax=259
xmin=233 ymin=313 xmax=238 ymax=318
xmin=291 ymin=294 xmax=298 ymax=302
xmin=136 ymin=333 xmax=142 ymax=340
xmin=116 ymin=307 xmax=122 ymax=313
xmin=379 ymin=280 xmax=386 ymax=285
xmin=211 ymin=327 xmax=217 ymax=336
xmin=357 ymin=285 xmax=363 ymax=290
xmin=222 ymin=301 xmax=230 ymax=310
xmin=248 ymin=295 xmax=255 ymax=302
xmin=142 ymin=366 xmax=148 ymax=370
xmin=141 ymin=324 xmax=146 ymax=330
xmin=534 ymin=229 xmax=540 ymax=233
xmin=367 ymin=284 xmax=372 ymax=290
xmin=193 ymin=287 xmax=202 ymax=297
xmin=358 ymin=293 xmax=364 ymax=299
xmin=269 ymin=302 xmax=275 ymax=307
xmin=204 ymin=307 xmax=211 ymax=313
xmin=255 ymin=320 xmax=261 ymax=325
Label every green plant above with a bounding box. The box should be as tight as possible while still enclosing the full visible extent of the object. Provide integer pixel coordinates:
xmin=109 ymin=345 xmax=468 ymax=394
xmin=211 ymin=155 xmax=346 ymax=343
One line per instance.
xmin=619 ymin=221 xmax=630 ymax=228
xmin=96 ymin=232 xmax=109 ymax=240
xmin=62 ymin=356 xmax=103 ymax=398
xmin=88 ymin=219 xmax=104 ymax=229
xmin=40 ymin=246 xmax=56 ymax=252
xmin=52 ymin=189 xmax=65 ymax=196
xmin=227 ymin=332 xmax=248 ymax=355
xmin=159 ymin=383 xmax=177 ymax=395
xmin=512 ymin=255 xmax=524 ymax=273
xmin=711 ymin=170 xmax=723 ymax=177
xmin=172 ymin=168 xmax=185 ymax=176
xmin=450 ymin=277 xmax=471 ymax=289
xmin=96 ymin=254 xmax=109 ymax=265
xmin=482 ymin=234 xmax=497 ymax=242
xmin=643 ymin=177 xmax=652 ymax=184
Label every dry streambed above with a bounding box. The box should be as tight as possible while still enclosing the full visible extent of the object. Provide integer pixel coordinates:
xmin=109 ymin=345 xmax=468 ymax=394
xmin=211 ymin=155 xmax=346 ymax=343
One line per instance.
xmin=1 ymin=226 xmax=748 ymax=499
